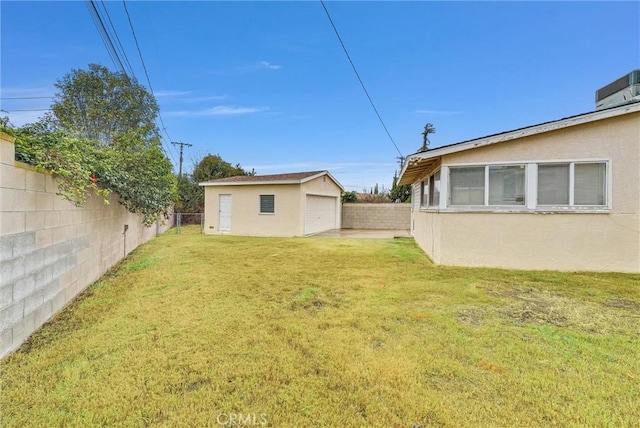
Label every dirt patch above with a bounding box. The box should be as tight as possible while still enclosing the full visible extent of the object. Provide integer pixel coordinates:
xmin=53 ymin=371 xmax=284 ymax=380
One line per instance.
xmin=456 ymin=307 xmax=485 ymax=327
xmin=605 ymin=298 xmax=640 ymax=312
xmin=494 ymin=288 xmax=617 ymax=334
xmin=502 ymin=298 xmax=568 ymax=327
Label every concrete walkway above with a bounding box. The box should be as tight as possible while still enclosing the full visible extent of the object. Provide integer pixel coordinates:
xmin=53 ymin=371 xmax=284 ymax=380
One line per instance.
xmin=312 ymin=229 xmax=412 ymax=239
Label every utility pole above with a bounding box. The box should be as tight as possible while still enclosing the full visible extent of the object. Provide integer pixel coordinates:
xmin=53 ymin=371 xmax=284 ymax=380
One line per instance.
xmin=171 ymin=141 xmax=192 ymax=176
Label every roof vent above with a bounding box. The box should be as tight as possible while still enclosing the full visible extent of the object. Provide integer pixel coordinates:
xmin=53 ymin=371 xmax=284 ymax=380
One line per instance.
xmin=595 ymin=70 xmax=640 ymax=110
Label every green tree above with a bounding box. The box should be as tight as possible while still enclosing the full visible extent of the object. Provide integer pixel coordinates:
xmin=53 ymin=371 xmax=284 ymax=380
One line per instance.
xmin=389 ymin=171 xmax=412 ymax=203
xmin=52 ymin=64 xmax=159 ymax=146
xmin=341 ymin=191 xmax=357 ymax=203
xmin=96 ymin=131 xmax=176 ymax=225
xmin=175 ymin=174 xmax=202 ymax=213
xmin=175 ymin=154 xmax=251 ymax=213
xmin=192 ymin=154 xmax=250 ymax=182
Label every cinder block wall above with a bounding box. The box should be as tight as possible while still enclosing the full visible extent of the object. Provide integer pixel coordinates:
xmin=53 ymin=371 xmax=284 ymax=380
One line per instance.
xmin=341 ymin=203 xmax=410 ymax=230
xmin=0 ymin=132 xmax=173 ymax=359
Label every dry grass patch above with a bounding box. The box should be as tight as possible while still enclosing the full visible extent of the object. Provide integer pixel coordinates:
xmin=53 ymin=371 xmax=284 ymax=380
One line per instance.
xmin=1 ymin=226 xmax=639 ymax=427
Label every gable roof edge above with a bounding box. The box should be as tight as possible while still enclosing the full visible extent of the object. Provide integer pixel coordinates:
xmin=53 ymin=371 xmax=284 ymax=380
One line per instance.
xmin=398 ymin=102 xmax=640 ymax=185
xmin=199 ymin=170 xmax=345 ymax=191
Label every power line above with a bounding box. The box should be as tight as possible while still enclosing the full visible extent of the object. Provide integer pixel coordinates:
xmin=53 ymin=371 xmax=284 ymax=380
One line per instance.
xmin=3 ymin=108 xmax=51 ymax=112
xmin=122 ymin=0 xmax=177 ymax=158
xmin=0 ymin=97 xmax=53 ymax=100
xmin=319 ymin=0 xmax=403 ymax=158
xmin=99 ymin=0 xmax=136 ymax=78
xmin=85 ymin=0 xmax=126 ymax=74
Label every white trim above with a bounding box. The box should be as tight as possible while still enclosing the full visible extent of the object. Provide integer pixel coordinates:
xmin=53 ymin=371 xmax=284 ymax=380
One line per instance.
xmin=526 ymin=164 xmax=537 ymax=210
xmin=401 ymin=102 xmax=640 ymax=170
xmin=483 ymin=167 xmax=489 ymax=206
xmin=202 ymin=179 xmax=302 ymax=186
xmin=434 ymin=159 xmax=610 ymax=213
xmin=569 ymin=163 xmax=575 ymax=206
xmin=439 ymin=166 xmax=449 ymax=211
xmin=200 ymin=171 xmax=345 ymax=191
xmin=444 ymin=158 xmax=611 ymax=167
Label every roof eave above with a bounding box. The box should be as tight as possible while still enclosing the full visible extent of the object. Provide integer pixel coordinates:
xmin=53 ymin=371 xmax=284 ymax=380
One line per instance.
xmin=398 ymin=102 xmax=640 ymax=185
xmin=199 ymin=179 xmax=302 ymax=187
xmin=300 ymin=170 xmax=345 ymax=191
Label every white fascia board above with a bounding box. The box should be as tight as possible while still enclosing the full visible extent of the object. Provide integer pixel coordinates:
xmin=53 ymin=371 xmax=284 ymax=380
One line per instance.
xmin=300 ymin=171 xmax=345 ymax=191
xmin=405 ymin=102 xmax=640 ymax=164
xmin=199 ymin=180 xmax=302 ymax=187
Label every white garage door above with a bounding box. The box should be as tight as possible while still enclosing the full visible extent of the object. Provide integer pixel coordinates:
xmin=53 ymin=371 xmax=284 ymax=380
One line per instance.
xmin=305 ymin=195 xmax=338 ymax=235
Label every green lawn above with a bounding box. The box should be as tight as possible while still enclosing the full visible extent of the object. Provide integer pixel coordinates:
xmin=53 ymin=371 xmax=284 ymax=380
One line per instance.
xmin=2 ymin=226 xmax=640 ymax=427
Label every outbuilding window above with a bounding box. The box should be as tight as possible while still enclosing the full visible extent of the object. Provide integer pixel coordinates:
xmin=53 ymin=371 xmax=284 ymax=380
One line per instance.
xmin=259 ymin=194 xmax=275 ymax=214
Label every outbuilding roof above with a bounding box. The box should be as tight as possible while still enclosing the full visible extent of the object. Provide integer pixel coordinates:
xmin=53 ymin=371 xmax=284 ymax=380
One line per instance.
xmin=199 ymin=170 xmax=344 ymax=190
xmin=398 ymin=101 xmax=640 ymax=185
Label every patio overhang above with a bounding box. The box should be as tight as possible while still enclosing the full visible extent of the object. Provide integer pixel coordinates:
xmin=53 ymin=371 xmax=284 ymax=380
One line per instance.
xmin=397 ymin=155 xmax=440 ymax=186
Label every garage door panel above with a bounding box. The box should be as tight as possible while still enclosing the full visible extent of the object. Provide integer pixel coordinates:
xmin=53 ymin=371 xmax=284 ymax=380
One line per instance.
xmin=305 ymin=195 xmax=337 ymax=235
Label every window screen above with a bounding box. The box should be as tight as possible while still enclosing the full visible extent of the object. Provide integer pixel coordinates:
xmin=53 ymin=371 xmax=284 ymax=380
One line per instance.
xmin=489 ymin=165 xmax=525 ymax=205
xmin=538 ymin=164 xmax=569 ymax=205
xmin=420 ymin=181 xmax=428 ymax=208
xmin=429 ymin=170 xmax=441 ymax=207
xmin=574 ymin=163 xmax=606 ymax=205
xmin=449 ymin=167 xmax=484 ymax=205
xmin=259 ymin=194 xmax=275 ymax=213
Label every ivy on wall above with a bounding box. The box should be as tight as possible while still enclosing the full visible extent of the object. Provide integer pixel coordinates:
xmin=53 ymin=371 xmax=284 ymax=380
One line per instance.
xmin=2 ymin=63 xmax=176 ymax=227
xmin=6 ymin=123 xmax=175 ymax=227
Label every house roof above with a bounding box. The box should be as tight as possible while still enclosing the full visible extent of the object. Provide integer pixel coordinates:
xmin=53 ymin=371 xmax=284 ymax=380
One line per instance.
xmin=398 ymin=101 xmax=640 ymax=185
xmin=199 ymin=170 xmax=344 ymax=190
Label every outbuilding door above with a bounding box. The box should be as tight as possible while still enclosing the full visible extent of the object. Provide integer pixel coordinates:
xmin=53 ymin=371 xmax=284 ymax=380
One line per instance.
xmin=304 ymin=195 xmax=337 ymax=235
xmin=218 ymin=194 xmax=232 ymax=232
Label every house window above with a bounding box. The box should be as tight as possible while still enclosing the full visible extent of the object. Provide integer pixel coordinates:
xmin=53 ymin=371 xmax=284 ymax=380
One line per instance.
xmin=538 ymin=164 xmax=569 ymax=205
xmin=449 ymin=167 xmax=484 ymax=205
xmin=538 ymin=162 xmax=606 ymax=206
xmin=420 ymin=181 xmax=428 ymax=208
xmin=433 ymin=160 xmax=607 ymax=211
xmin=575 ymin=163 xmax=606 ymax=205
xmin=419 ymin=170 xmax=440 ymax=209
xmin=429 ymin=170 xmax=441 ymax=207
xmin=259 ymin=194 xmax=275 ymax=214
xmin=489 ymin=165 xmax=525 ymax=205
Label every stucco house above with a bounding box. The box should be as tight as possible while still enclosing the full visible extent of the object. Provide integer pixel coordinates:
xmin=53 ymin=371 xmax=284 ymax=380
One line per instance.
xmin=200 ymin=170 xmax=343 ymax=237
xmin=398 ymin=101 xmax=640 ymax=273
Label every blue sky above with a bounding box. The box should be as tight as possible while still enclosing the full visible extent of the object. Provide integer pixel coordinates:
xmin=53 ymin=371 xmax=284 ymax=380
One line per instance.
xmin=1 ymin=1 xmax=638 ymax=191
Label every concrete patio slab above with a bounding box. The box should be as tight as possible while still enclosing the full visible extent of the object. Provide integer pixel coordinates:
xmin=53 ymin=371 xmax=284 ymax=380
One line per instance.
xmin=311 ymin=229 xmax=412 ymax=239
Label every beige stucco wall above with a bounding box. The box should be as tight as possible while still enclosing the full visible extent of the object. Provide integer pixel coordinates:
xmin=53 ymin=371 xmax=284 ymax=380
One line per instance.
xmin=1 ymin=132 xmax=173 ymax=358
xmin=411 ymin=111 xmax=640 ymax=272
xmin=202 ymin=175 xmax=342 ymax=237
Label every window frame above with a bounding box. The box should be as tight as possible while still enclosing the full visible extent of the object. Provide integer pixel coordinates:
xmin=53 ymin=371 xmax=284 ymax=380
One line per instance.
xmin=537 ymin=161 xmax=609 ymax=209
xmin=420 ymin=180 xmax=429 ymax=209
xmin=418 ymin=169 xmax=441 ymax=211
xmin=259 ymin=194 xmax=275 ymax=214
xmin=432 ymin=159 xmax=610 ymax=213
